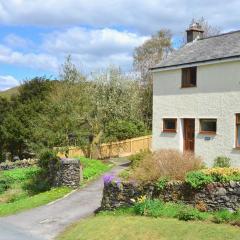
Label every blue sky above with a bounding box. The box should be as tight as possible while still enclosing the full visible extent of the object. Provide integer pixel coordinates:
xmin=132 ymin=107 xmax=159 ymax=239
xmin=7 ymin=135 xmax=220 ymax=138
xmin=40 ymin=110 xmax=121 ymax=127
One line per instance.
xmin=0 ymin=0 xmax=240 ymax=90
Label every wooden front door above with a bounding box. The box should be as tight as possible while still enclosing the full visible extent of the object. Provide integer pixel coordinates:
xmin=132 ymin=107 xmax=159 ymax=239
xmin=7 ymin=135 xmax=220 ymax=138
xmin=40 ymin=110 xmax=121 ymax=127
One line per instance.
xmin=183 ymin=119 xmax=195 ymax=152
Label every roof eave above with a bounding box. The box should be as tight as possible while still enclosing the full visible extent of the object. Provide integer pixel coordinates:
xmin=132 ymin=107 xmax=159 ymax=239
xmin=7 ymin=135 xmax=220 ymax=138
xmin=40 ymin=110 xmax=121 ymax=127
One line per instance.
xmin=150 ymin=55 xmax=240 ymax=72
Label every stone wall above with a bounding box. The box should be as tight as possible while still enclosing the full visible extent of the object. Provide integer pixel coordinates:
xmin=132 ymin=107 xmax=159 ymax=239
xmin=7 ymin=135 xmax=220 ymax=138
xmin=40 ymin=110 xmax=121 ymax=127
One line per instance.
xmin=101 ymin=181 xmax=240 ymax=212
xmin=0 ymin=159 xmax=37 ymax=170
xmin=54 ymin=158 xmax=81 ymax=189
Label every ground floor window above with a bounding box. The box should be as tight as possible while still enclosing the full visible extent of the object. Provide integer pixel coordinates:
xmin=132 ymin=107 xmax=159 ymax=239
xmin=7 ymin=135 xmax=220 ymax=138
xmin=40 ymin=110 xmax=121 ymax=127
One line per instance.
xmin=163 ymin=119 xmax=177 ymax=133
xmin=199 ymin=119 xmax=217 ymax=134
xmin=236 ymin=114 xmax=240 ymax=148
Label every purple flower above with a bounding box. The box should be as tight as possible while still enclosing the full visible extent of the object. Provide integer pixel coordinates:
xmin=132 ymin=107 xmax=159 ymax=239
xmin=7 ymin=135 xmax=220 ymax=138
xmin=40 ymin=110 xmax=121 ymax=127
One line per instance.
xmin=103 ymin=174 xmax=115 ymax=184
xmin=115 ymin=178 xmax=122 ymax=188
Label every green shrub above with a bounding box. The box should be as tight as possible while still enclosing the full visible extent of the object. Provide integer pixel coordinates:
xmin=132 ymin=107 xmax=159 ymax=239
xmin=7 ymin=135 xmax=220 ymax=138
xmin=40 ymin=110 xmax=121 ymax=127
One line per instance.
xmin=185 ymin=171 xmax=213 ymax=189
xmin=26 ymin=149 xmax=61 ymax=194
xmin=213 ymin=156 xmax=231 ymax=168
xmin=128 ymin=150 xmax=151 ymax=168
xmin=155 ymin=177 xmax=168 ymax=190
xmin=177 ymin=207 xmax=207 ymax=221
xmin=133 ymin=199 xmax=190 ymax=219
xmin=212 ymin=209 xmax=233 ymax=224
xmin=0 ymin=175 xmax=10 ymax=194
xmin=134 ymin=199 xmax=165 ymax=217
xmin=2 ymin=167 xmax=40 ymax=183
xmin=104 ymin=120 xmax=147 ymax=142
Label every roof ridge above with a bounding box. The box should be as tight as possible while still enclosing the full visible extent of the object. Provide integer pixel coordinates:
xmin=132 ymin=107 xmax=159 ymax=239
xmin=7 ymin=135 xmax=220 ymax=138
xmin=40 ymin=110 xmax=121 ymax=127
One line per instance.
xmin=199 ymin=29 xmax=240 ymax=41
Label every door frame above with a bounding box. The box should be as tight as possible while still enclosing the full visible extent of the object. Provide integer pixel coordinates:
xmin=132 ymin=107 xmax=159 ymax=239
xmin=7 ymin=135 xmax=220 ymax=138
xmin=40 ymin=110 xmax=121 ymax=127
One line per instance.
xmin=183 ymin=118 xmax=195 ymax=152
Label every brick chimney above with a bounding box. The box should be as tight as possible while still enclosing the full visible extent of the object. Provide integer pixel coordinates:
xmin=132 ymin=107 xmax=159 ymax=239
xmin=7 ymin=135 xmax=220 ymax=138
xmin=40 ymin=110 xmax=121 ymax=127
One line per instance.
xmin=186 ymin=22 xmax=204 ymax=43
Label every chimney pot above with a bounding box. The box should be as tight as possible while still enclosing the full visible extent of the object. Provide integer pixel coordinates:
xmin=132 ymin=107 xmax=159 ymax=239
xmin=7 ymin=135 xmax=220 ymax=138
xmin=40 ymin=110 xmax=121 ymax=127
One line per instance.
xmin=186 ymin=22 xmax=204 ymax=43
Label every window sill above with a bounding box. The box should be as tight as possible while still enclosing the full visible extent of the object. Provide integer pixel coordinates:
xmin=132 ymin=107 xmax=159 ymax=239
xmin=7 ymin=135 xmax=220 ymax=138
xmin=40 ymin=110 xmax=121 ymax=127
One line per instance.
xmin=181 ymin=85 xmax=197 ymax=89
xmin=199 ymin=131 xmax=216 ymax=135
xmin=162 ymin=130 xmax=177 ymax=133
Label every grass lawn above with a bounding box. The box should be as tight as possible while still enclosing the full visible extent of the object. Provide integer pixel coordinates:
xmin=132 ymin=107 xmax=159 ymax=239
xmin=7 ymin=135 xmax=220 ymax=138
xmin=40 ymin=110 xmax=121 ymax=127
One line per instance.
xmin=0 ymin=167 xmax=72 ymax=216
xmin=0 ymin=187 xmax=71 ymax=216
xmin=57 ymin=215 xmax=240 ymax=240
xmin=79 ymin=157 xmax=113 ymax=185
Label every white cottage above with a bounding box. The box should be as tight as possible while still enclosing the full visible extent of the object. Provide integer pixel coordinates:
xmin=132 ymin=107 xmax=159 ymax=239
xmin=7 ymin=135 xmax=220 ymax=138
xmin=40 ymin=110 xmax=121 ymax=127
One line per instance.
xmin=151 ymin=23 xmax=240 ymax=166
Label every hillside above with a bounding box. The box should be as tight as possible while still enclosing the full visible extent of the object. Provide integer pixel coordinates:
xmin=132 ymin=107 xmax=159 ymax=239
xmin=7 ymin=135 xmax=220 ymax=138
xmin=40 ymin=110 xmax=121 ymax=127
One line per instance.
xmin=0 ymin=86 xmax=19 ymax=99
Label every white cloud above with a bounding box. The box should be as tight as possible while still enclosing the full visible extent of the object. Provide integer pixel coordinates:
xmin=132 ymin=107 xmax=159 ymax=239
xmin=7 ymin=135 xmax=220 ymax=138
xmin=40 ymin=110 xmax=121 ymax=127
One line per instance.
xmin=41 ymin=27 xmax=148 ymax=71
xmin=0 ymin=75 xmax=19 ymax=90
xmin=0 ymin=0 xmax=240 ymax=34
xmin=3 ymin=34 xmax=33 ymax=49
xmin=0 ymin=44 xmax=59 ymax=72
xmin=0 ymin=27 xmax=149 ymax=73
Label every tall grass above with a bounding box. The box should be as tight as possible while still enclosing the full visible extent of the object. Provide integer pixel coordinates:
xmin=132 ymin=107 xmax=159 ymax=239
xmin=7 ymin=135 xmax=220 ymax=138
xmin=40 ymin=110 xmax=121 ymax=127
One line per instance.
xmin=130 ymin=149 xmax=203 ymax=181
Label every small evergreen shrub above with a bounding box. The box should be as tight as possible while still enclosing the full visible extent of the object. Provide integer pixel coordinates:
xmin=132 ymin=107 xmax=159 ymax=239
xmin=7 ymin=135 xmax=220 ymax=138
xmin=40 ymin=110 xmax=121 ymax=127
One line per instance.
xmin=212 ymin=209 xmax=233 ymax=224
xmin=185 ymin=171 xmax=213 ymax=189
xmin=155 ymin=177 xmax=168 ymax=190
xmin=177 ymin=207 xmax=207 ymax=221
xmin=0 ymin=176 xmax=10 ymax=194
xmin=185 ymin=168 xmax=240 ymax=189
xmin=129 ymin=150 xmax=151 ymax=168
xmin=213 ymin=156 xmax=231 ymax=168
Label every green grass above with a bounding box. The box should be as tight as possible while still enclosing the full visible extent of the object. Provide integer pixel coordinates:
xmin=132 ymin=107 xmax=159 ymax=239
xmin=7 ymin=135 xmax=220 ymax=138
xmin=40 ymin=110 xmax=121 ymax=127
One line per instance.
xmin=1 ymin=167 xmax=41 ymax=183
xmin=0 ymin=167 xmax=72 ymax=216
xmin=0 ymin=86 xmax=19 ymax=99
xmin=79 ymin=157 xmax=113 ymax=183
xmin=57 ymin=216 xmax=240 ymax=240
xmin=0 ymin=187 xmax=71 ymax=216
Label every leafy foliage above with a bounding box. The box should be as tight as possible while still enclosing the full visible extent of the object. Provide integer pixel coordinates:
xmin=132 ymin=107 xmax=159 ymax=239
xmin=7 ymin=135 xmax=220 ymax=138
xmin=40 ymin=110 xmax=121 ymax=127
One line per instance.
xmin=177 ymin=208 xmax=207 ymax=221
xmin=104 ymin=120 xmax=147 ymax=142
xmin=185 ymin=171 xmax=213 ymax=189
xmin=213 ymin=156 xmax=231 ymax=168
xmin=79 ymin=157 xmax=112 ymax=181
xmin=186 ymin=168 xmax=240 ymax=189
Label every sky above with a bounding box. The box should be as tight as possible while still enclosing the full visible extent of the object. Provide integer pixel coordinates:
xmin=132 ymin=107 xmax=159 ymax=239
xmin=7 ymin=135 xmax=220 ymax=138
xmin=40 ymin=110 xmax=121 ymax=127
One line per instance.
xmin=0 ymin=0 xmax=240 ymax=90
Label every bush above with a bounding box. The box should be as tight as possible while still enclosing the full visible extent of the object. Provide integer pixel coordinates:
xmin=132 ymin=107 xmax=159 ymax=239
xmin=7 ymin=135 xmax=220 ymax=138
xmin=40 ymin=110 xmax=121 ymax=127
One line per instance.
xmin=129 ymin=150 xmax=151 ymax=168
xmin=26 ymin=149 xmax=61 ymax=194
xmin=104 ymin=120 xmax=147 ymax=142
xmin=130 ymin=149 xmax=203 ymax=182
xmin=155 ymin=177 xmax=168 ymax=190
xmin=177 ymin=207 xmax=207 ymax=221
xmin=185 ymin=168 xmax=240 ymax=189
xmin=134 ymin=199 xmax=165 ymax=217
xmin=185 ymin=171 xmax=213 ymax=189
xmin=0 ymin=176 xmax=10 ymax=194
xmin=213 ymin=156 xmax=231 ymax=168
xmin=212 ymin=209 xmax=233 ymax=224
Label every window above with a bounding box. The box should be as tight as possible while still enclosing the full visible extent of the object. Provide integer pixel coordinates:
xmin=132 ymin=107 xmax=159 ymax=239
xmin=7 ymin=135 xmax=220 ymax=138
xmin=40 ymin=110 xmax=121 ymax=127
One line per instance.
xmin=236 ymin=114 xmax=240 ymax=148
xmin=163 ymin=119 xmax=177 ymax=133
xmin=182 ymin=67 xmax=197 ymax=88
xmin=200 ymin=119 xmax=217 ymax=134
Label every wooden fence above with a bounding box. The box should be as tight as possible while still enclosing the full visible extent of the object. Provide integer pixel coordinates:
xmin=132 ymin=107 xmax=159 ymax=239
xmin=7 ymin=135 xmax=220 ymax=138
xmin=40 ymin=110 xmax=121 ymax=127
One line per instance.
xmin=58 ymin=135 xmax=152 ymax=159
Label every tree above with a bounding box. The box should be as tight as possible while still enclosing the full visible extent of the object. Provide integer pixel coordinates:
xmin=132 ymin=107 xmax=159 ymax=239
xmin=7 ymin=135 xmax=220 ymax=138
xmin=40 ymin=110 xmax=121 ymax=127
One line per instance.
xmin=192 ymin=17 xmax=221 ymax=38
xmin=34 ymin=58 xmax=92 ymax=157
xmin=133 ymin=30 xmax=172 ymax=82
xmin=133 ymin=30 xmax=172 ymax=128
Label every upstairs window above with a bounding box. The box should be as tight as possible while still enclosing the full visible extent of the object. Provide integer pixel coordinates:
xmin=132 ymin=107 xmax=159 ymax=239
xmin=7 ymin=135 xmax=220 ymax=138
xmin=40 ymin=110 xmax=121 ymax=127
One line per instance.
xmin=236 ymin=114 xmax=240 ymax=148
xmin=182 ymin=67 xmax=197 ymax=88
xmin=163 ymin=119 xmax=177 ymax=133
xmin=200 ymin=119 xmax=217 ymax=134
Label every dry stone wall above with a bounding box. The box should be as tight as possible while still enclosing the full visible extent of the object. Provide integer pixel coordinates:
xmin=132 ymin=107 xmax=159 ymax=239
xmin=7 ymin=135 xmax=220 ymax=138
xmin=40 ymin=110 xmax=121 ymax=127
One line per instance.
xmin=101 ymin=181 xmax=240 ymax=212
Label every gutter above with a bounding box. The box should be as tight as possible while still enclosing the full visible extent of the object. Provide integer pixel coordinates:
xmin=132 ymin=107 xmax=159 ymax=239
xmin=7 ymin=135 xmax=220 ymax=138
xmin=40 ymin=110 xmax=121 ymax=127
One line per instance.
xmin=150 ymin=55 xmax=240 ymax=72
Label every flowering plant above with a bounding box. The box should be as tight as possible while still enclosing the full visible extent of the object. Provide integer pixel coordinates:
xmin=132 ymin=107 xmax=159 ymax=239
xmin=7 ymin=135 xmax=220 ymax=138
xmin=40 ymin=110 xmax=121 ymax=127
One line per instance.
xmin=103 ymin=174 xmax=115 ymax=184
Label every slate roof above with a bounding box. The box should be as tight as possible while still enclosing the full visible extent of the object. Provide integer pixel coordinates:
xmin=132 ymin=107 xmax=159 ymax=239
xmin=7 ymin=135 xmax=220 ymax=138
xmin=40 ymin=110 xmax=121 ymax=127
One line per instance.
xmin=152 ymin=30 xmax=240 ymax=70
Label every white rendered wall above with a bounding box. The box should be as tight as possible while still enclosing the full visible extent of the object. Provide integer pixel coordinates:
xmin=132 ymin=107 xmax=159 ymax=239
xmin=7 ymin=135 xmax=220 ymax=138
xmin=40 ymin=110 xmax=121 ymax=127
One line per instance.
xmin=152 ymin=60 xmax=240 ymax=166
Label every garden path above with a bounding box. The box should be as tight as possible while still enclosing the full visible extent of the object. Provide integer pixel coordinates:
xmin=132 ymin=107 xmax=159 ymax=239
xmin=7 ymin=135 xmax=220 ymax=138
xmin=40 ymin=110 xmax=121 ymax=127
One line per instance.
xmin=0 ymin=160 xmax=128 ymax=240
